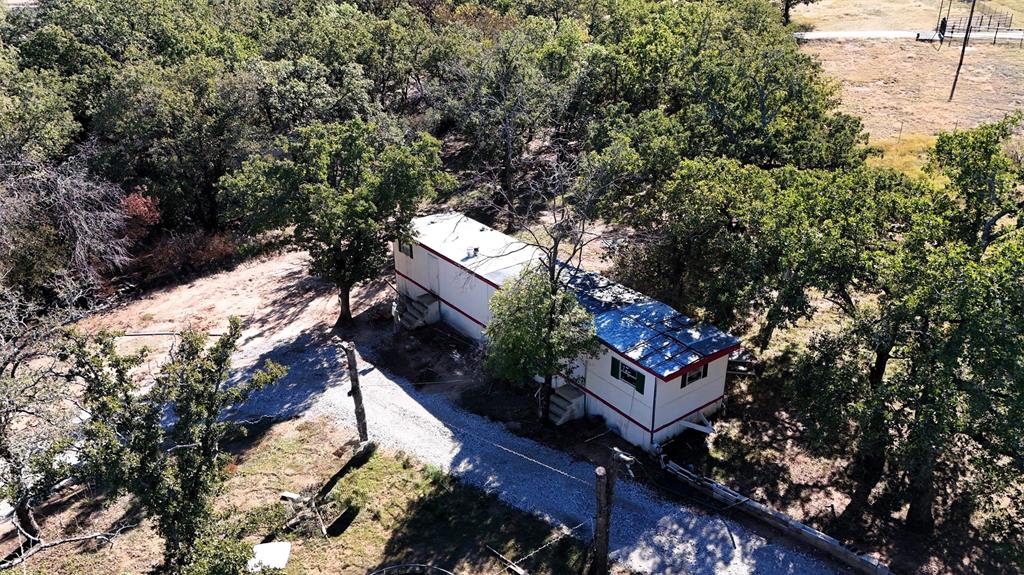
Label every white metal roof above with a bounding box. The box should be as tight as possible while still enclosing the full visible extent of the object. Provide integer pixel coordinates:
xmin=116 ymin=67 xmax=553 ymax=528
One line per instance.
xmin=410 ymin=212 xmax=740 ymax=378
xmin=411 ymin=212 xmax=542 ymax=286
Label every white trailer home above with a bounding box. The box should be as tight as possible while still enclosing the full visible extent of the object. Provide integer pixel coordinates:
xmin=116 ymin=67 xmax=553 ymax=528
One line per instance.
xmin=393 ymin=212 xmax=741 ymax=452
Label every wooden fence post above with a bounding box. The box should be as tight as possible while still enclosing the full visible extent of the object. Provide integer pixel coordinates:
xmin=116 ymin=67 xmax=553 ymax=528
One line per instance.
xmin=587 ymin=466 xmax=615 ymax=575
xmin=341 ymin=341 xmax=369 ymax=443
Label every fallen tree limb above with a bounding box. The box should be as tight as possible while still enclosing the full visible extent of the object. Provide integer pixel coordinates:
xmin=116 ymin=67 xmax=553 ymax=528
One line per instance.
xmin=0 ymin=521 xmax=137 ymax=570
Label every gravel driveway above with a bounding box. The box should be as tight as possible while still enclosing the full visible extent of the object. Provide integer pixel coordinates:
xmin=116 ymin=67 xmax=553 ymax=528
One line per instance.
xmin=229 ymin=331 xmax=841 ymax=575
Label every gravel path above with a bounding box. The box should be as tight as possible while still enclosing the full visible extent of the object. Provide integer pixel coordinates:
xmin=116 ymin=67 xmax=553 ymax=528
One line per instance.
xmin=229 ymin=337 xmax=841 ymax=575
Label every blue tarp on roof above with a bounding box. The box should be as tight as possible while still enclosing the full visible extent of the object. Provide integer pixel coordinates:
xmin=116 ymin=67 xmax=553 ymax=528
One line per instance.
xmin=565 ymin=269 xmax=740 ymax=379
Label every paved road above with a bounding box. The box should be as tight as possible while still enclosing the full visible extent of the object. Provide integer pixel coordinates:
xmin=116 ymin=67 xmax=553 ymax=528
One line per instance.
xmin=228 ymin=332 xmax=842 ymax=575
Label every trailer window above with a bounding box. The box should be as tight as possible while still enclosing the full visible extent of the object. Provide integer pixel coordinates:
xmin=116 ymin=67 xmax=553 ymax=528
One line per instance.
xmin=398 ymin=241 xmax=414 ymax=258
xmin=683 ymin=364 xmax=708 ymax=388
xmin=610 ymin=357 xmax=645 ymax=394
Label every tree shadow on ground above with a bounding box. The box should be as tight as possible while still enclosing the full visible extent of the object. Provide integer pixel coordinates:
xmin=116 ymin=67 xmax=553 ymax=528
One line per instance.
xmin=365 ymin=458 xmax=585 ymax=575
xmin=200 ymin=271 xmax=842 ymax=575
xmin=343 ymin=328 xmax=838 ymax=575
xmin=0 ymin=484 xmax=150 ymax=571
xmin=688 ymin=343 xmax=1020 ymax=575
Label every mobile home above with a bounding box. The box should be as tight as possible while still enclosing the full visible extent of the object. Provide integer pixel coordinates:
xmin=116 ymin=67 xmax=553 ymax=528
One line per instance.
xmin=393 ymin=212 xmax=740 ymax=452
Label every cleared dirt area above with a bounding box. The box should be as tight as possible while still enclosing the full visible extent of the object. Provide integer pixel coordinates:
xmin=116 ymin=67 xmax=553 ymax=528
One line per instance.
xmin=793 ymin=0 xmax=942 ymax=31
xmin=793 ymin=0 xmax=1024 ymax=31
xmin=803 ymin=39 xmax=1024 ymax=139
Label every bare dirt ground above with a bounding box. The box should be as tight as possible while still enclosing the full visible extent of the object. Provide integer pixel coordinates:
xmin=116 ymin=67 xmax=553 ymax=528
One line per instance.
xmin=792 ymin=0 xmax=1024 ymax=31
xmin=803 ymin=39 xmax=1024 ymax=139
xmin=793 ymin=0 xmax=941 ymax=31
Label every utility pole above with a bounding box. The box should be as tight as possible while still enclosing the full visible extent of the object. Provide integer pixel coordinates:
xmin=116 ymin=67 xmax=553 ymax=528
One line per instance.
xmin=586 ymin=449 xmax=634 ymax=575
xmin=587 ymin=466 xmax=614 ymax=575
xmin=341 ymin=340 xmax=369 ymax=443
xmin=950 ymin=0 xmax=978 ymax=101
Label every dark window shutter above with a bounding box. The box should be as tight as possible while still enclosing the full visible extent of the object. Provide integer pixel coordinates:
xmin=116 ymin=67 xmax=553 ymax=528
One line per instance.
xmin=635 ymin=372 xmax=645 ymax=394
xmin=611 ymin=357 xmax=620 ymax=379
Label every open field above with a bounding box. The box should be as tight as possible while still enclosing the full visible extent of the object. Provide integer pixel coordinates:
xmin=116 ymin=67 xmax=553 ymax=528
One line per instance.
xmin=803 ymin=39 xmax=1024 ymax=139
xmin=793 ymin=0 xmax=1024 ymax=31
xmin=793 ymin=0 xmax=942 ymax=31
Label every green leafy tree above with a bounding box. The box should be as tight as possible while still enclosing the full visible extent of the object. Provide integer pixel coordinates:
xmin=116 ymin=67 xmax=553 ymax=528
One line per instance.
xmin=91 ymin=57 xmax=262 ymax=230
xmin=0 ymin=287 xmax=77 ymax=557
xmin=67 ymin=317 xmax=286 ymax=571
xmin=792 ymin=117 xmax=1024 ymax=541
xmin=584 ymin=0 xmax=865 ymax=173
xmin=0 ymin=43 xmax=78 ymax=159
xmin=609 ymin=157 xmax=922 ymax=348
xmin=928 ymin=112 xmax=1024 ymax=251
xmin=485 ymin=264 xmax=600 ymax=422
xmin=220 ymin=120 xmax=451 ymax=326
xmin=242 ymin=56 xmax=375 ymax=134
xmin=780 ymin=0 xmax=819 ymax=25
xmin=443 ymin=22 xmax=551 ymax=210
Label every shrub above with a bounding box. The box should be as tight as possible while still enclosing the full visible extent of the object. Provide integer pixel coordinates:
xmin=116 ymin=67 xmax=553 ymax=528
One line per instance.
xmin=137 ymin=231 xmax=239 ymax=283
xmin=121 ymin=189 xmax=161 ymax=241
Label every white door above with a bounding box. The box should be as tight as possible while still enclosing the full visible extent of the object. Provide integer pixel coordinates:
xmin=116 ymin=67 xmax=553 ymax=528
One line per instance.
xmin=426 ymin=253 xmax=440 ymax=294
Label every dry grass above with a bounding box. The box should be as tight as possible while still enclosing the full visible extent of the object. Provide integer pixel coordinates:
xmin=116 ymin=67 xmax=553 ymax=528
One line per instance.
xmin=866 ymin=134 xmax=938 ymax=179
xmin=803 ymin=39 xmax=1024 ymax=139
xmin=3 ymin=418 xmax=592 ymax=575
xmin=793 ymin=0 xmax=942 ymax=31
xmin=511 ymin=216 xmax=622 ymax=274
xmin=793 ymin=0 xmax=1024 ymax=31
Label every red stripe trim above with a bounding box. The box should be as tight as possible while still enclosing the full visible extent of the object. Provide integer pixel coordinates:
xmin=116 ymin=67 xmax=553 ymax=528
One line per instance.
xmin=662 ymin=344 xmax=741 ymax=382
xmin=413 ymin=239 xmax=739 ymax=384
xmin=395 ymin=269 xmax=486 ymax=328
xmin=416 ymin=242 xmax=501 ymax=289
xmin=567 ymin=382 xmax=653 ymax=433
xmin=652 ymin=395 xmax=724 ymax=433
xmin=402 ymin=241 xmax=736 ymax=438
xmin=413 ymin=239 xmax=663 ymax=381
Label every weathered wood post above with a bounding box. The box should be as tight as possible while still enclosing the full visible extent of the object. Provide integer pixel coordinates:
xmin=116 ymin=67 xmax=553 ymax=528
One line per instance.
xmin=587 ymin=465 xmax=615 ymax=575
xmin=341 ymin=341 xmax=368 ymax=443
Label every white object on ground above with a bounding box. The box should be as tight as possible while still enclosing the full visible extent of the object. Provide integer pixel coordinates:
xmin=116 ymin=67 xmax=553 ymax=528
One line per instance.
xmin=227 ymin=332 xmax=843 ymax=575
xmin=247 ymin=541 xmax=291 ymax=572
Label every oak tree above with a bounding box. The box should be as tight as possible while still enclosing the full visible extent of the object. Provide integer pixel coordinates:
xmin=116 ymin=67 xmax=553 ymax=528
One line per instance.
xmin=220 ymin=120 xmax=451 ymax=326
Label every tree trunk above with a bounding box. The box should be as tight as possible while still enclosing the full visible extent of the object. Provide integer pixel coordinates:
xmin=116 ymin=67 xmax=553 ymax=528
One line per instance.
xmin=905 ymin=380 xmax=939 ymax=533
xmin=906 ymin=315 xmax=938 ymax=534
xmin=842 ymin=327 xmax=896 ymax=525
xmin=783 ymin=0 xmax=792 ymax=25
xmin=335 ymin=286 xmax=353 ymax=329
xmin=906 ymin=446 xmax=938 ymax=533
xmin=14 ymin=498 xmax=41 ymax=548
xmin=539 ymin=373 xmax=553 ymax=424
xmin=839 ymin=408 xmax=887 ymax=527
